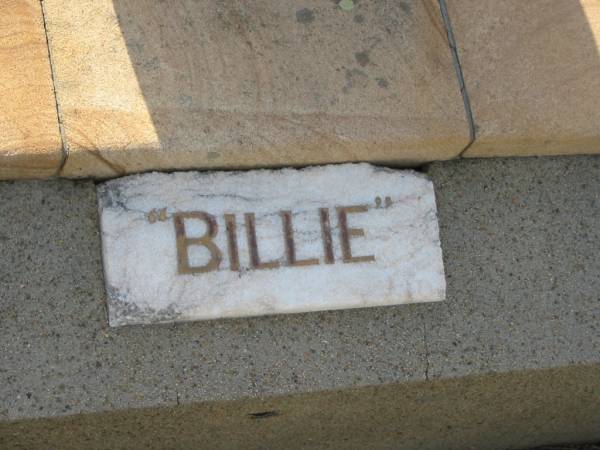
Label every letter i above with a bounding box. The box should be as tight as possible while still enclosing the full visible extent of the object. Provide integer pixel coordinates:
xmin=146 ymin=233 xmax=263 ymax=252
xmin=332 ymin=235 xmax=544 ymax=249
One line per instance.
xmin=224 ymin=214 xmax=240 ymax=271
xmin=319 ymin=208 xmax=335 ymax=264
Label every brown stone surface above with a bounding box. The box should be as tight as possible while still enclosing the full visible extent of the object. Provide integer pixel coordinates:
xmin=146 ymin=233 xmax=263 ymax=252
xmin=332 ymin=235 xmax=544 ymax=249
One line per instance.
xmin=43 ymin=0 xmax=469 ymax=178
xmin=0 ymin=0 xmax=62 ymax=179
xmin=447 ymin=0 xmax=600 ymax=157
xmin=2 ymin=365 xmax=600 ymax=449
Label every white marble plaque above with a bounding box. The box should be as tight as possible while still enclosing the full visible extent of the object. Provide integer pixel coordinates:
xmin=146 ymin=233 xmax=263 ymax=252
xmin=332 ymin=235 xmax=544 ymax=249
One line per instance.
xmin=97 ymin=164 xmax=445 ymax=326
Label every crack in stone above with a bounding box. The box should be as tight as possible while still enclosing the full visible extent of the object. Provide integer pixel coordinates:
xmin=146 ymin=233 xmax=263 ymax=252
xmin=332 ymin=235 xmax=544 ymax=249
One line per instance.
xmin=423 ymin=317 xmax=431 ymax=381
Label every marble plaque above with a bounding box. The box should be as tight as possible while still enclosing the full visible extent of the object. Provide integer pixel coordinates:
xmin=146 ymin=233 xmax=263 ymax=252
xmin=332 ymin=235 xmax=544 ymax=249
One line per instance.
xmin=97 ymin=164 xmax=445 ymax=326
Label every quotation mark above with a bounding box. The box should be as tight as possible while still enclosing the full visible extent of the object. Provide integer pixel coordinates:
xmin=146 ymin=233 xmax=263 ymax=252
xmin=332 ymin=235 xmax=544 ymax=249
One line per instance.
xmin=147 ymin=208 xmax=168 ymax=223
xmin=374 ymin=196 xmax=392 ymax=208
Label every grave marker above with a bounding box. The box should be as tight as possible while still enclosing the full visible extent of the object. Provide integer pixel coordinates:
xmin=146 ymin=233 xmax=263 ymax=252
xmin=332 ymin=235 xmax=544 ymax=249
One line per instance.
xmin=97 ymin=164 xmax=445 ymax=326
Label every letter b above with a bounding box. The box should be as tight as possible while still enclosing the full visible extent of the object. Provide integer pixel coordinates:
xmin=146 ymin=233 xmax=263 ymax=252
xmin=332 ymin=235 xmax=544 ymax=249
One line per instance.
xmin=173 ymin=212 xmax=222 ymax=274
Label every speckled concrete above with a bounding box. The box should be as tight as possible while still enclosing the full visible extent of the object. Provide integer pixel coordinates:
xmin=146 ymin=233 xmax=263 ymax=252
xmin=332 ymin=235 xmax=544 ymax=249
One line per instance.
xmin=1 ymin=156 xmax=599 ymax=448
xmin=0 ymin=179 xmax=427 ymax=421
xmin=424 ymin=157 xmax=600 ymax=378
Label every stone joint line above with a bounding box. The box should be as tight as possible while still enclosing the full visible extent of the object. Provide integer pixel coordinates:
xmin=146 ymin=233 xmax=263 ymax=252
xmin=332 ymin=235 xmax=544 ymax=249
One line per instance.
xmin=39 ymin=0 xmax=69 ymax=177
xmin=438 ymin=0 xmax=476 ymax=157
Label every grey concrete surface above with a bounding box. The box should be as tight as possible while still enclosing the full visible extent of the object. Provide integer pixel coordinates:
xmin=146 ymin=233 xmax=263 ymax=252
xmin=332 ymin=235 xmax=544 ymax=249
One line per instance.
xmin=425 ymin=157 xmax=600 ymax=378
xmin=0 ymin=179 xmax=427 ymax=420
xmin=1 ymin=156 xmax=599 ymax=448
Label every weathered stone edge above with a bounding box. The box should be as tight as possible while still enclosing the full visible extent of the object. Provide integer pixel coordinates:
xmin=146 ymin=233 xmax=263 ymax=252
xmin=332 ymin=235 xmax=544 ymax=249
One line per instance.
xmin=3 ymin=0 xmax=600 ymax=179
xmin=1 ymin=364 xmax=599 ymax=449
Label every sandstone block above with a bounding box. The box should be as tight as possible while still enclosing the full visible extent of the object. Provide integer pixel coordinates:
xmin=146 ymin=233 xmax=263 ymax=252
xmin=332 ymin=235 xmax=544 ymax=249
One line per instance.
xmin=43 ymin=0 xmax=470 ymax=178
xmin=0 ymin=0 xmax=62 ymax=179
xmin=447 ymin=0 xmax=600 ymax=157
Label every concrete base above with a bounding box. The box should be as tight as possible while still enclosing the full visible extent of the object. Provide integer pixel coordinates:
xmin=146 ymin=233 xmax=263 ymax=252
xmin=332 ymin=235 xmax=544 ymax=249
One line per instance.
xmin=1 ymin=156 xmax=599 ymax=449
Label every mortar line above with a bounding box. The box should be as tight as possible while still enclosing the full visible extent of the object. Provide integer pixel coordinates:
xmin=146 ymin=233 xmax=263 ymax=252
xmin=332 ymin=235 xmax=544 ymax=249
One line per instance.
xmin=438 ymin=0 xmax=476 ymax=157
xmin=39 ymin=0 xmax=69 ymax=176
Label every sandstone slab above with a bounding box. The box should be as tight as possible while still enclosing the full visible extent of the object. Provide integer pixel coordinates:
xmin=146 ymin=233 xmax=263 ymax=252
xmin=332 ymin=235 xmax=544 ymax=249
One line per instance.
xmin=97 ymin=164 xmax=445 ymax=326
xmin=447 ymin=0 xmax=600 ymax=157
xmin=43 ymin=0 xmax=469 ymax=178
xmin=0 ymin=0 xmax=62 ymax=179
